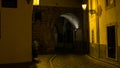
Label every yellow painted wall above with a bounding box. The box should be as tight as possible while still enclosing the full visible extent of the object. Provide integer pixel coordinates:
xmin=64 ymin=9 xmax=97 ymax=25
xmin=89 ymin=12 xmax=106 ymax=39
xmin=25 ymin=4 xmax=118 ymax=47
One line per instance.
xmin=89 ymin=0 xmax=120 ymax=64
xmin=98 ymin=0 xmax=120 ymax=64
xmin=0 ymin=0 xmax=33 ymax=64
xmin=116 ymin=0 xmax=120 ymax=64
xmin=89 ymin=14 xmax=97 ymax=43
xmin=98 ymin=0 xmax=117 ymax=44
xmin=40 ymin=0 xmax=81 ymax=7
xmin=89 ymin=0 xmax=98 ymax=44
xmin=116 ymin=0 xmax=120 ymax=47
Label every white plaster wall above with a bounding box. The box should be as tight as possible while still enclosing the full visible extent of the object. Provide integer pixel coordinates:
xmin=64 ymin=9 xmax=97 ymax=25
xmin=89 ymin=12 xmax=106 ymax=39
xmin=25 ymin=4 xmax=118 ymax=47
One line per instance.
xmin=0 ymin=0 xmax=33 ymax=64
xmin=40 ymin=0 xmax=81 ymax=7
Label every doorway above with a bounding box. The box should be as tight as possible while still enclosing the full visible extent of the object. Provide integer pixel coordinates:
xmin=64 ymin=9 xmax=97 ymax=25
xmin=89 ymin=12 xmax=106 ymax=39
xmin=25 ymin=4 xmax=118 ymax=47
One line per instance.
xmin=107 ymin=25 xmax=116 ymax=58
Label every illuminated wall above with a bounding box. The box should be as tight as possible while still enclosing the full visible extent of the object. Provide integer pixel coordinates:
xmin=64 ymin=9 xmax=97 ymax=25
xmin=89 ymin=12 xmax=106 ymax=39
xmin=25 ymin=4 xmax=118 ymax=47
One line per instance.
xmin=88 ymin=0 xmax=99 ymax=58
xmin=89 ymin=0 xmax=120 ymax=65
xmin=0 ymin=0 xmax=33 ymax=64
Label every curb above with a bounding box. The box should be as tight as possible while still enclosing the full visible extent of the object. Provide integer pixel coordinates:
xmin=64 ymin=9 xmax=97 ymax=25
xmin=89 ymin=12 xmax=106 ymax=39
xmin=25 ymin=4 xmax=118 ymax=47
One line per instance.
xmin=86 ymin=55 xmax=120 ymax=67
xmin=49 ymin=54 xmax=56 ymax=68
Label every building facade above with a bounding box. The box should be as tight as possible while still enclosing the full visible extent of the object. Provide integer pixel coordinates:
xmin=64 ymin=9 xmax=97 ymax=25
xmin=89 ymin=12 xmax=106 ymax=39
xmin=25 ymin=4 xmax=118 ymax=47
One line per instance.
xmin=0 ymin=0 xmax=33 ymax=64
xmin=0 ymin=0 xmax=120 ymax=67
xmin=88 ymin=0 xmax=120 ymax=66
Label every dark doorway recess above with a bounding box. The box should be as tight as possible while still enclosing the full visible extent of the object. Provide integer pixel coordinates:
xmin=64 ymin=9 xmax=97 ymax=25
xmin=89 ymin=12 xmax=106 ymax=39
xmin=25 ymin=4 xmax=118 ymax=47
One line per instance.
xmin=55 ymin=17 xmax=74 ymax=53
xmin=107 ymin=25 xmax=116 ymax=58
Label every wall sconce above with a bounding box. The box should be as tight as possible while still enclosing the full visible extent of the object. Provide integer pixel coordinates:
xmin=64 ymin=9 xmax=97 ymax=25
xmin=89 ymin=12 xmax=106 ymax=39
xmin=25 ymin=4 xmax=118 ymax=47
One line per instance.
xmin=82 ymin=4 xmax=87 ymax=10
xmin=82 ymin=3 xmax=96 ymax=14
xmin=33 ymin=0 xmax=40 ymax=6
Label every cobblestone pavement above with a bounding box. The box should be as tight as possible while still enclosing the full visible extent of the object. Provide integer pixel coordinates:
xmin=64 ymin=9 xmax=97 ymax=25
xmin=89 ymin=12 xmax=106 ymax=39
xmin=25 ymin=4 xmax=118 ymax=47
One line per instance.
xmin=52 ymin=54 xmax=119 ymax=68
xmin=36 ymin=55 xmax=53 ymax=68
xmin=35 ymin=54 xmax=119 ymax=68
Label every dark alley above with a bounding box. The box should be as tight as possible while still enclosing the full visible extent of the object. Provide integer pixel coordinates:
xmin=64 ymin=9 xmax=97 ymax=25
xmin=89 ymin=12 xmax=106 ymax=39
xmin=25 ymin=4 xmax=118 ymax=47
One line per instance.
xmin=0 ymin=0 xmax=120 ymax=68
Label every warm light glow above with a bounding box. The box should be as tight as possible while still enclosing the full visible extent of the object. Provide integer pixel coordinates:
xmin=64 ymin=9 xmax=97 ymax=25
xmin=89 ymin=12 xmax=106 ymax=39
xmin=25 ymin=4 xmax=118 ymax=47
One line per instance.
xmin=82 ymin=4 xmax=87 ymax=10
xmin=60 ymin=13 xmax=79 ymax=29
xmin=33 ymin=0 xmax=39 ymax=6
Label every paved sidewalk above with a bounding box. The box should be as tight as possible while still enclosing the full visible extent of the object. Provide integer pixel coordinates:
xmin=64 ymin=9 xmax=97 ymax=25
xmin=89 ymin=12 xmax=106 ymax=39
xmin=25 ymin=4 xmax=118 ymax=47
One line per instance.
xmin=52 ymin=54 xmax=119 ymax=68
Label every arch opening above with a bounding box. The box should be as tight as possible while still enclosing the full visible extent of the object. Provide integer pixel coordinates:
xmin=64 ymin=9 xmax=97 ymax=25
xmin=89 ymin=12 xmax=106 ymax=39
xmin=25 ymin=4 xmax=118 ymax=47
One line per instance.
xmin=54 ymin=13 xmax=80 ymax=53
xmin=60 ymin=13 xmax=80 ymax=29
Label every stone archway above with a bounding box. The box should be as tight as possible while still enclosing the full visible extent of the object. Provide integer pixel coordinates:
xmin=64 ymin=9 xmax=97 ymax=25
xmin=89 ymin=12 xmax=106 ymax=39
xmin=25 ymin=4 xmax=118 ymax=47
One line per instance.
xmin=32 ymin=6 xmax=83 ymax=53
xmin=54 ymin=13 xmax=80 ymax=52
xmin=60 ymin=13 xmax=79 ymax=29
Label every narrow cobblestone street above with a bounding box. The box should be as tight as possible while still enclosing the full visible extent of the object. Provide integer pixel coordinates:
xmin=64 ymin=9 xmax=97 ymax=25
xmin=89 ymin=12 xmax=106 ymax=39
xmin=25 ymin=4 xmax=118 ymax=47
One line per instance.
xmin=35 ymin=54 xmax=119 ymax=68
xmin=52 ymin=54 xmax=118 ymax=68
xmin=35 ymin=55 xmax=53 ymax=68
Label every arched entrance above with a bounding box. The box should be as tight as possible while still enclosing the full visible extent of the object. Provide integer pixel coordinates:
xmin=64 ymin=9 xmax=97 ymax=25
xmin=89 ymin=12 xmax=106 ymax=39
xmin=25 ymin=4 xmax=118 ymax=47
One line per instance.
xmin=54 ymin=13 xmax=80 ymax=53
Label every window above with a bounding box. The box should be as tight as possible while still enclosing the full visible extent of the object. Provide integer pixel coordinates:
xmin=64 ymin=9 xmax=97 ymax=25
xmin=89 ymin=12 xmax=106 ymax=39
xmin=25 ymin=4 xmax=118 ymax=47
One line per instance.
xmin=92 ymin=30 xmax=94 ymax=43
xmin=34 ymin=11 xmax=42 ymax=22
xmin=106 ymin=0 xmax=109 ymax=6
xmin=2 ymin=0 xmax=17 ymax=8
xmin=106 ymin=0 xmax=116 ymax=9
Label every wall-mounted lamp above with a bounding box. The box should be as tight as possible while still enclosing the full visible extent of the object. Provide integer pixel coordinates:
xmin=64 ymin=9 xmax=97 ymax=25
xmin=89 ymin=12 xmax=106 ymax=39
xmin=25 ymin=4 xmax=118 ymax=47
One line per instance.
xmin=82 ymin=3 xmax=96 ymax=14
xmin=33 ymin=0 xmax=40 ymax=6
xmin=82 ymin=4 xmax=87 ymax=10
